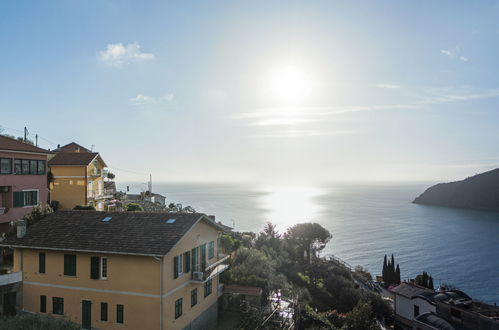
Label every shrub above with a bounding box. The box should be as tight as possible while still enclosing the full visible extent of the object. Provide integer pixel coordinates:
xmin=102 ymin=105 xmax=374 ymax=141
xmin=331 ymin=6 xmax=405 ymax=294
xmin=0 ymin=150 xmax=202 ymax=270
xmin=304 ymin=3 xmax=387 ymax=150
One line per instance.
xmin=0 ymin=313 xmax=80 ymax=330
xmin=125 ymin=203 xmax=143 ymax=212
xmin=73 ymin=205 xmax=96 ymax=211
xmin=50 ymin=200 xmax=60 ymax=212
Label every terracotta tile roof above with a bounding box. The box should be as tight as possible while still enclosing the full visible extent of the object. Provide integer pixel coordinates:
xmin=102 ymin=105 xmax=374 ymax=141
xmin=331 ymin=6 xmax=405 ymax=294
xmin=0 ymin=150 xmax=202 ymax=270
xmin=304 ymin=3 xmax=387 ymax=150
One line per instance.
xmin=2 ymin=211 xmax=225 ymax=256
xmin=0 ymin=135 xmax=51 ymax=154
xmin=48 ymin=152 xmax=99 ymax=166
xmin=223 ymin=285 xmax=263 ymax=296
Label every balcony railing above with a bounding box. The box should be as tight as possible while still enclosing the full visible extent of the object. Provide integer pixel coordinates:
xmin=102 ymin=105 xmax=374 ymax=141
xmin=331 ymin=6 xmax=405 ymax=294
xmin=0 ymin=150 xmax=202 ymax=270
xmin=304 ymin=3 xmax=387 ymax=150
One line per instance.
xmin=0 ymin=271 xmax=22 ymax=286
xmin=90 ymin=169 xmax=102 ymax=178
xmin=191 ymin=254 xmax=230 ymax=282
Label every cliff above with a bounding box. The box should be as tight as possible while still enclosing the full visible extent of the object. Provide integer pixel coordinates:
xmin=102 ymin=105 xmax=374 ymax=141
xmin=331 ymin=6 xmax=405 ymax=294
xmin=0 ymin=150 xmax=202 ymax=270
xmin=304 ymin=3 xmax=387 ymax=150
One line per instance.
xmin=413 ymin=168 xmax=499 ymax=212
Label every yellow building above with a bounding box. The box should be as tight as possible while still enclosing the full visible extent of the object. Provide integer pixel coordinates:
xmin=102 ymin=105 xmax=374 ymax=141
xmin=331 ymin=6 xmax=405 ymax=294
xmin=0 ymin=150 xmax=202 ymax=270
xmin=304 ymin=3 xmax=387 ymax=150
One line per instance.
xmin=49 ymin=147 xmax=110 ymax=211
xmin=2 ymin=211 xmax=229 ymax=330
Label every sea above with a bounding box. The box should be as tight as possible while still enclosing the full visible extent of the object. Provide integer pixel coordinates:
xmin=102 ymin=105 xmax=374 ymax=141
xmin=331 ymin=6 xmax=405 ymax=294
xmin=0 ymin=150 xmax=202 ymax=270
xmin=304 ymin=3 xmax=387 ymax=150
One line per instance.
xmin=119 ymin=181 xmax=499 ymax=304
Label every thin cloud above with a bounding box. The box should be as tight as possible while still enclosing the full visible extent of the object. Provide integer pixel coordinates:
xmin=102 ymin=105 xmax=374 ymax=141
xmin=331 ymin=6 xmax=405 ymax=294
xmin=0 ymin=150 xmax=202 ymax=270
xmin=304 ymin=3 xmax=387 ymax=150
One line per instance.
xmin=100 ymin=42 xmax=155 ymax=67
xmin=440 ymin=46 xmax=469 ymax=62
xmin=129 ymin=93 xmax=175 ymax=106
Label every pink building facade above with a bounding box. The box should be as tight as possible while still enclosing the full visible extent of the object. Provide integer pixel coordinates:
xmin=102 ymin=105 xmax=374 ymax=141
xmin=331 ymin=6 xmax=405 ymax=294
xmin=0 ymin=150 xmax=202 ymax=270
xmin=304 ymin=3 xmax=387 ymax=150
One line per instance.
xmin=0 ymin=136 xmax=50 ymax=233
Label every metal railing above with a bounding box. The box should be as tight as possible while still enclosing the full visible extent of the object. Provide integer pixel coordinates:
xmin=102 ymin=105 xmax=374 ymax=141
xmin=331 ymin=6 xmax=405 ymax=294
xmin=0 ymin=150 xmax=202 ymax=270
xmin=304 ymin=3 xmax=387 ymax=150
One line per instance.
xmin=191 ymin=254 xmax=231 ymax=282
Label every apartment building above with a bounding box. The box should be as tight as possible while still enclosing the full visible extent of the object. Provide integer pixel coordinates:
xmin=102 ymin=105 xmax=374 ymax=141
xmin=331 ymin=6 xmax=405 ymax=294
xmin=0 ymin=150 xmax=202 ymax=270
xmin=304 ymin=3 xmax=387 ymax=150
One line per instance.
xmin=1 ymin=211 xmax=229 ymax=329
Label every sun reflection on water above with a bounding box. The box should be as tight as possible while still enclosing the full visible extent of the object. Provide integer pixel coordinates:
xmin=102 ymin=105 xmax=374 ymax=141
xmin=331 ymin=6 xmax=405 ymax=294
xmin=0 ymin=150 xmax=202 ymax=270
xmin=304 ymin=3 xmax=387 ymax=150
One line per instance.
xmin=258 ymin=186 xmax=326 ymax=231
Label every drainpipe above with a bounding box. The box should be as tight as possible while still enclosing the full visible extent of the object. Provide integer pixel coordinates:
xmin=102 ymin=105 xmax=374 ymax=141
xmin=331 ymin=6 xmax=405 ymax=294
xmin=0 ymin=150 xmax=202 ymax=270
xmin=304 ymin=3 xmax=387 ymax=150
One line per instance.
xmin=154 ymin=256 xmax=164 ymax=330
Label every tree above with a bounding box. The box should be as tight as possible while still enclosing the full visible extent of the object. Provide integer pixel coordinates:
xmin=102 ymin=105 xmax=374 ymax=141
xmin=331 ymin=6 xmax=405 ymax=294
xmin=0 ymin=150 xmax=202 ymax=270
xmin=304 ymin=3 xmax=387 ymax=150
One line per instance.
xmin=342 ymin=301 xmax=380 ymax=330
xmin=106 ymin=172 xmax=115 ymax=180
xmin=73 ymin=205 xmax=95 ymax=211
xmin=285 ymin=223 xmax=332 ymax=263
xmin=395 ymin=264 xmax=401 ymax=284
xmin=382 ymin=255 xmax=387 ymax=284
xmin=414 ymin=271 xmax=434 ymax=289
xmin=0 ymin=313 xmax=80 ymax=330
xmin=125 ymin=203 xmax=143 ymax=212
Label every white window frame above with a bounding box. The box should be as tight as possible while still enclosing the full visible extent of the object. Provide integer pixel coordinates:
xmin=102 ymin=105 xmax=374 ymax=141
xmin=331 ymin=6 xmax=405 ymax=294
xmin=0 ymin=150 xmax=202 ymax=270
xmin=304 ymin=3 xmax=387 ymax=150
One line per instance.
xmin=100 ymin=257 xmax=108 ymax=279
xmin=88 ymin=181 xmax=93 ymax=197
xmin=22 ymin=189 xmax=39 ymax=208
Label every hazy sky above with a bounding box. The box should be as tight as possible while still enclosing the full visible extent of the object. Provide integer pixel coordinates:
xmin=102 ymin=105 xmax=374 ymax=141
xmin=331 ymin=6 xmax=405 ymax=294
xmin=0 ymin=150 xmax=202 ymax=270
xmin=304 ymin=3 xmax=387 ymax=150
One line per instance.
xmin=1 ymin=1 xmax=499 ymax=183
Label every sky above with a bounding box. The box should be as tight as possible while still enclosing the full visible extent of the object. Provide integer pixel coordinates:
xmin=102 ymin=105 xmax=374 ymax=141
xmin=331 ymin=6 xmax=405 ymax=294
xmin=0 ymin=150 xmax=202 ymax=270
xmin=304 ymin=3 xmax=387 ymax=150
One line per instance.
xmin=1 ymin=1 xmax=499 ymax=184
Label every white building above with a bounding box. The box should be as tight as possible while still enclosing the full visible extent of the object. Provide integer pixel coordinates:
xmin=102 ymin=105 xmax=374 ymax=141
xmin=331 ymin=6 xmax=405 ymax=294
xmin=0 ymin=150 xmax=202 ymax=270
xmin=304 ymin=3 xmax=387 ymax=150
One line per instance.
xmin=392 ymin=283 xmax=436 ymax=330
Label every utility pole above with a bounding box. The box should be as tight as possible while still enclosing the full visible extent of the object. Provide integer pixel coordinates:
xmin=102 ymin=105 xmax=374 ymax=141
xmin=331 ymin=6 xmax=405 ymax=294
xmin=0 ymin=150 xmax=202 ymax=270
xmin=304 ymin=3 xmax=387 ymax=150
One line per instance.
xmin=148 ymin=174 xmax=152 ymax=193
xmin=35 ymin=134 xmax=38 ymax=147
xmin=24 ymin=127 xmax=28 ymax=143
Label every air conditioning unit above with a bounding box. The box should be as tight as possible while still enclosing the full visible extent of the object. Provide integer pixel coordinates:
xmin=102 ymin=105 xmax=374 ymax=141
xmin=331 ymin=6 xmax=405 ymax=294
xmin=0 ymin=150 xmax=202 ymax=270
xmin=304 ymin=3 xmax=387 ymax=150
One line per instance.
xmin=193 ymin=272 xmax=204 ymax=281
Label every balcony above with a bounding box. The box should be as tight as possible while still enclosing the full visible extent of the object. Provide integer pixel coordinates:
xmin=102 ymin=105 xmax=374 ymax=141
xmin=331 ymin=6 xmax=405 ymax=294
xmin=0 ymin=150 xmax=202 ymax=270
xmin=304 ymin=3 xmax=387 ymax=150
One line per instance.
xmin=191 ymin=254 xmax=230 ymax=282
xmin=90 ymin=169 xmax=102 ymax=178
xmin=0 ymin=272 xmax=22 ymax=286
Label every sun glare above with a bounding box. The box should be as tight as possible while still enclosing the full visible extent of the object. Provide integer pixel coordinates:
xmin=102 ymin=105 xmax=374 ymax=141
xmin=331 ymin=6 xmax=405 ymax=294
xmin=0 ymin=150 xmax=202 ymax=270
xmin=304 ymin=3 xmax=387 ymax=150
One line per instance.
xmin=268 ymin=65 xmax=312 ymax=105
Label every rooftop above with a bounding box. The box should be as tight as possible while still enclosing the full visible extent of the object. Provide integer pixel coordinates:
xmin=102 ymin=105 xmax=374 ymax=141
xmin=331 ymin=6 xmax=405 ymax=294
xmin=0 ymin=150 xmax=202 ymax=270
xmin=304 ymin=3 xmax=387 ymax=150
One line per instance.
xmin=1 ymin=211 xmax=226 ymax=256
xmin=54 ymin=142 xmax=92 ymax=153
xmin=391 ymin=282 xmax=435 ymax=299
xmin=0 ymin=135 xmax=51 ymax=154
xmin=48 ymin=152 xmax=101 ymax=166
xmin=415 ymin=312 xmax=468 ymax=330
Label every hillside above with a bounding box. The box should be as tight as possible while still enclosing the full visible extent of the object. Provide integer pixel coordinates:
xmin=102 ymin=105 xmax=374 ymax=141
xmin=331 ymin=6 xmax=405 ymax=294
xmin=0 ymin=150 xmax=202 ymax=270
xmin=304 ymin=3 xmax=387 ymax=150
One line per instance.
xmin=413 ymin=168 xmax=499 ymax=212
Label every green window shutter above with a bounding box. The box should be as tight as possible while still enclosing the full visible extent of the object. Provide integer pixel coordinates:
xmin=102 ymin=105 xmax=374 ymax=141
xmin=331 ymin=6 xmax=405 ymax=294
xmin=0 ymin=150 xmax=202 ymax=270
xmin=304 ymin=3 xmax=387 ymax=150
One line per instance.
xmin=90 ymin=256 xmax=100 ymax=279
xmin=39 ymin=253 xmax=46 ymax=274
xmin=64 ymin=254 xmax=76 ymax=276
xmin=184 ymin=251 xmax=191 ymax=273
xmin=40 ymin=295 xmax=46 ymax=313
xmin=13 ymin=192 xmax=24 ymax=208
xmin=173 ymin=256 xmax=178 ymax=279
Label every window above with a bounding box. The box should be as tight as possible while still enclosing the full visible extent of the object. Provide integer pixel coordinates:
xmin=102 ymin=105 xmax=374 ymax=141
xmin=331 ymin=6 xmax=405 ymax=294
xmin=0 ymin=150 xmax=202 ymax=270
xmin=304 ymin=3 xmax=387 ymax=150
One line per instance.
xmin=39 ymin=252 xmax=45 ymax=274
xmin=101 ymin=302 xmax=108 ymax=321
xmin=184 ymin=251 xmax=191 ymax=273
xmin=101 ymin=258 xmax=108 ymax=279
xmin=208 ymin=241 xmax=215 ymax=259
xmin=204 ymin=279 xmax=212 ymax=297
xmin=0 ymin=158 xmax=12 ymax=174
xmin=22 ymin=159 xmax=29 ymax=174
xmin=30 ymin=160 xmax=37 ymax=175
xmin=116 ymin=304 xmax=124 ymax=323
xmin=175 ymin=298 xmax=183 ymax=319
xmin=191 ymin=247 xmax=199 ymax=272
xmin=414 ymin=305 xmax=419 ymax=317
xmin=91 ymin=256 xmax=100 ymax=279
xmin=52 ymin=297 xmax=64 ymax=315
xmin=173 ymin=255 xmax=183 ymax=279
xmin=37 ymin=160 xmax=45 ymax=175
xmin=13 ymin=191 xmax=38 ymax=208
xmin=40 ymin=295 xmax=46 ymax=313
xmin=14 ymin=159 xmax=21 ymax=174
xmin=64 ymin=254 xmax=76 ymax=276
xmin=191 ymin=288 xmax=198 ymax=307
xmin=201 ymin=243 xmax=207 ymax=270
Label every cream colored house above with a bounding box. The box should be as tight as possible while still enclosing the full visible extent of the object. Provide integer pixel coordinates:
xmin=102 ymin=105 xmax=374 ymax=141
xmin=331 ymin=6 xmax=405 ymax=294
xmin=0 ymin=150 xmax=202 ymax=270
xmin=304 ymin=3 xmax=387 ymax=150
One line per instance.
xmin=1 ymin=211 xmax=229 ymax=329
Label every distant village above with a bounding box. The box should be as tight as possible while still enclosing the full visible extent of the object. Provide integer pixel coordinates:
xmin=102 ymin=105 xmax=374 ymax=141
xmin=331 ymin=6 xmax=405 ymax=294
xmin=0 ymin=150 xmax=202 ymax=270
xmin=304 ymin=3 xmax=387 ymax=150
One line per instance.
xmin=0 ymin=134 xmax=498 ymax=330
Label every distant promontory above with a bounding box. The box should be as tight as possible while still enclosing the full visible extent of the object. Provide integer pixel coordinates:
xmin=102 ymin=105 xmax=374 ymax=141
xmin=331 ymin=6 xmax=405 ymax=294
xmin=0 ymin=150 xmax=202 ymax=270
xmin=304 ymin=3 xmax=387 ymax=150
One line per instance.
xmin=413 ymin=168 xmax=499 ymax=212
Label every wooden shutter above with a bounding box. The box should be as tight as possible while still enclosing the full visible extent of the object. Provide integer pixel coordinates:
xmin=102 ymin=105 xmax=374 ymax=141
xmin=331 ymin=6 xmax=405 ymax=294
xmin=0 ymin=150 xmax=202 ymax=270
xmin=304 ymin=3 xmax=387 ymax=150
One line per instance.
xmin=184 ymin=251 xmax=191 ymax=273
xmin=40 ymin=295 xmax=46 ymax=313
xmin=39 ymin=253 xmax=45 ymax=274
xmin=13 ymin=192 xmax=24 ymax=208
xmin=90 ymin=256 xmax=100 ymax=279
xmin=173 ymin=256 xmax=178 ymax=279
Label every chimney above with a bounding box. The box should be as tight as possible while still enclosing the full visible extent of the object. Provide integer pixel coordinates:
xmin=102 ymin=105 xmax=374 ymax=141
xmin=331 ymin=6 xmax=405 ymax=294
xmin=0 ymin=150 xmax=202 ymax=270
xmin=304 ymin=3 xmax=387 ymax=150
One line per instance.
xmin=208 ymin=215 xmax=215 ymax=221
xmin=16 ymin=220 xmax=26 ymax=238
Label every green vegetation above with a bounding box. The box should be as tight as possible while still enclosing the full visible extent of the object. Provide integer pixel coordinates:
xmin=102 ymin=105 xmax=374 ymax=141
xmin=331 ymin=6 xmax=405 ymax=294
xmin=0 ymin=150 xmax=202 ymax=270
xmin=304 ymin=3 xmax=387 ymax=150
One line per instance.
xmin=0 ymin=313 xmax=80 ymax=330
xmin=125 ymin=203 xmax=143 ymax=211
xmin=221 ymin=222 xmax=391 ymax=329
xmin=414 ymin=271 xmax=434 ymax=290
xmin=382 ymin=254 xmax=401 ymax=286
xmin=73 ymin=205 xmax=96 ymax=211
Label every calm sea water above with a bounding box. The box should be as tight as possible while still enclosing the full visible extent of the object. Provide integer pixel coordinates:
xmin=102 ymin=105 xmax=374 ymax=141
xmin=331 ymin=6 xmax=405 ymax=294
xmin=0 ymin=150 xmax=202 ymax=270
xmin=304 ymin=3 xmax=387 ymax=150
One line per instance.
xmin=120 ymin=182 xmax=499 ymax=303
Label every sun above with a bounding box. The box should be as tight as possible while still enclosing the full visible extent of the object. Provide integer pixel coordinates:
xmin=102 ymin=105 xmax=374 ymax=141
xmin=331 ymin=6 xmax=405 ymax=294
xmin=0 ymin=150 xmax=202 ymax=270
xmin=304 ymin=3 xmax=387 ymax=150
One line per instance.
xmin=268 ymin=65 xmax=312 ymax=105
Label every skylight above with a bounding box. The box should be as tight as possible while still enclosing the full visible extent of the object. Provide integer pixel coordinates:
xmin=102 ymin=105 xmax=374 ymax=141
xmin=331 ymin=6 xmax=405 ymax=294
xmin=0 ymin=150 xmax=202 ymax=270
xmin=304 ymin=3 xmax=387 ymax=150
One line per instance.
xmin=166 ymin=218 xmax=176 ymax=224
xmin=102 ymin=217 xmax=112 ymax=222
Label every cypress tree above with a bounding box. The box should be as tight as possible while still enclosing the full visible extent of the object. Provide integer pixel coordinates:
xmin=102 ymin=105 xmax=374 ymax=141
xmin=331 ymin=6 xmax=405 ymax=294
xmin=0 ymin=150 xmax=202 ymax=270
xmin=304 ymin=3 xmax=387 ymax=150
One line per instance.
xmin=395 ymin=264 xmax=401 ymax=284
xmin=429 ymin=276 xmax=434 ymax=290
xmin=382 ymin=255 xmax=387 ymax=283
